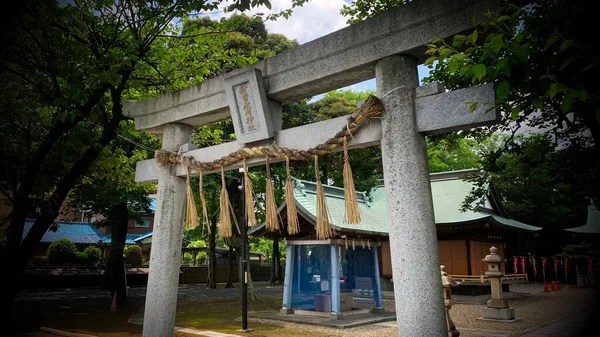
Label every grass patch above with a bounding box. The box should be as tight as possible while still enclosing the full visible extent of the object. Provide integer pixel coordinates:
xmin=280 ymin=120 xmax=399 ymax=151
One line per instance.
xmin=23 ymin=292 xmax=317 ymax=337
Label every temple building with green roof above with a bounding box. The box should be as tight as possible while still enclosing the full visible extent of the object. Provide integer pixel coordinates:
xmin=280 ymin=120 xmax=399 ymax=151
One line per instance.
xmin=250 ymin=168 xmax=540 ymax=318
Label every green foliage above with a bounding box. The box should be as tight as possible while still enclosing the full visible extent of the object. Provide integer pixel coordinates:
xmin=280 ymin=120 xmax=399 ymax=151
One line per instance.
xmin=249 ymin=237 xmax=285 ymax=259
xmin=83 ymin=246 xmax=102 ymax=265
xmin=427 ymin=135 xmax=480 ymax=173
xmin=46 ymin=238 xmax=77 ymax=265
xmin=183 ymin=252 xmax=195 ymax=266
xmin=75 ymin=252 xmax=88 ymax=265
xmin=1 ymin=0 xmax=309 ymax=284
xmin=188 ymin=240 xmax=207 ymax=248
xmin=196 ymin=251 xmax=208 ymax=265
xmin=124 ymin=245 xmax=143 ymax=266
xmin=462 ymin=134 xmax=593 ymax=229
xmin=341 ymin=0 xmax=407 ymax=24
xmin=421 ymin=0 xmax=599 ymax=155
xmin=558 ymin=240 xmax=598 ymax=261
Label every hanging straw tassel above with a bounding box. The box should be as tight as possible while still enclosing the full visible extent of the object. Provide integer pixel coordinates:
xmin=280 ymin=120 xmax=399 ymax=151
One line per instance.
xmin=285 ymin=157 xmax=300 ymax=235
xmin=198 ymin=169 xmax=210 ymax=234
xmin=243 ymin=158 xmax=257 ymax=227
xmin=265 ymin=157 xmax=279 ymax=232
xmin=314 ymin=155 xmax=331 ymax=240
xmin=343 ymin=137 xmax=361 ymax=224
xmin=218 ymin=166 xmax=233 ymax=238
xmin=184 ymin=160 xmax=199 ymax=230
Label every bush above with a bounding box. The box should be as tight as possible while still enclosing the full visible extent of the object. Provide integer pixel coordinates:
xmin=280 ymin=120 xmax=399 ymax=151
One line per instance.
xmin=124 ymin=245 xmax=143 ymax=266
xmin=196 ymin=251 xmax=207 ymax=265
xmin=187 ymin=240 xmax=206 ymax=248
xmin=30 ymin=256 xmax=48 ymax=266
xmin=182 ymin=252 xmax=194 ymax=266
xmin=46 ymin=238 xmax=77 ymax=265
xmin=75 ymin=252 xmax=88 ymax=265
xmin=84 ymin=246 xmax=102 ymax=265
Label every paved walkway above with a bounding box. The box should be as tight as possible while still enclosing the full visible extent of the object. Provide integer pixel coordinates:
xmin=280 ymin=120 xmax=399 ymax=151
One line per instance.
xmin=518 ymin=311 xmax=593 ymax=337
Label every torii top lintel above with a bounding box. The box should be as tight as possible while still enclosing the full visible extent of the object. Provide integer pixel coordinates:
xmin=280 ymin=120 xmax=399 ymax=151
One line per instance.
xmin=123 ymin=0 xmax=499 ymax=134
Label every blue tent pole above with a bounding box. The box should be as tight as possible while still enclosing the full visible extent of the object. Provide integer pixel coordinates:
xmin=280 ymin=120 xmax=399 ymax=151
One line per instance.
xmin=371 ymin=246 xmax=383 ymax=308
xmin=330 ymin=244 xmax=341 ymax=318
xmin=282 ymin=244 xmax=294 ymax=311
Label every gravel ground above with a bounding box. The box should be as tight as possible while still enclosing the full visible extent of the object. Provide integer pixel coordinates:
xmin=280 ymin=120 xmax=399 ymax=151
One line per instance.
xmin=250 ymin=283 xmax=598 ymax=337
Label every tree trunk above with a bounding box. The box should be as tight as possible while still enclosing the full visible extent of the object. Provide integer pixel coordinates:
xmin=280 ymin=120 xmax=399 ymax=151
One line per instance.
xmin=207 ymin=214 xmax=217 ymax=289
xmin=0 ymin=113 xmax=123 ymax=333
xmin=101 ymin=202 xmax=128 ymax=306
xmin=270 ymin=237 xmax=281 ymax=285
xmin=225 ymin=244 xmax=235 ymax=288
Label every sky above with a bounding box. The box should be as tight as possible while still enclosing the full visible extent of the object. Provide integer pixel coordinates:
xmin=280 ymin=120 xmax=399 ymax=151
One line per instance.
xmin=207 ymin=0 xmax=431 ymax=95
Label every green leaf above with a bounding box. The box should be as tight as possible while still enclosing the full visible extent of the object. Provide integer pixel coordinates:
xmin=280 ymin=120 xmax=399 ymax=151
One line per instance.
xmin=469 ymin=101 xmax=479 ymax=112
xmin=453 ymin=34 xmax=467 ymax=45
xmin=581 ymin=63 xmax=597 ymax=73
xmin=472 ymin=63 xmax=486 ymax=81
xmin=425 ymin=56 xmax=437 ymax=65
xmin=548 ymin=83 xmax=558 ymax=98
xmin=496 ymin=80 xmax=510 ymax=102
xmin=490 ymin=34 xmax=504 ymax=53
xmin=560 ymin=40 xmax=576 ymax=52
xmin=496 ymin=15 xmax=510 ymax=22
xmin=510 ymin=107 xmax=520 ymax=120
xmin=561 ymin=92 xmax=576 ymax=113
xmin=470 ymin=29 xmax=479 ymax=44
xmin=559 ymin=55 xmax=579 ymax=70
xmin=448 ymin=56 xmax=460 ymax=73
xmin=544 ymin=34 xmax=560 ymax=50
xmin=532 ymin=98 xmax=543 ymax=109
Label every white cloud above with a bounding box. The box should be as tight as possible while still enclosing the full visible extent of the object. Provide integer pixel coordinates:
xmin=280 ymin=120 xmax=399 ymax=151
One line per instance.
xmin=210 ymin=0 xmax=349 ymax=44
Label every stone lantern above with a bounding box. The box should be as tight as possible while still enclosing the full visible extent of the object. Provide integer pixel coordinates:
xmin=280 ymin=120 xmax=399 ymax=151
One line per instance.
xmin=480 ymin=246 xmax=517 ymax=321
xmin=441 ymin=265 xmax=460 ymax=337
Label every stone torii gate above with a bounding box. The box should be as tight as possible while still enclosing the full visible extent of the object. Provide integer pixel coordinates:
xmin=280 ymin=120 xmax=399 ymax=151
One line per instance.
xmin=124 ymin=0 xmax=500 ymax=336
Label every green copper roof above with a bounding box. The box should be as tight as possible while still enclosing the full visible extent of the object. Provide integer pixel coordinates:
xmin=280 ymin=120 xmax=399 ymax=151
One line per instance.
xmin=565 ymin=201 xmax=600 ymax=234
xmin=251 ymin=170 xmax=540 ymax=236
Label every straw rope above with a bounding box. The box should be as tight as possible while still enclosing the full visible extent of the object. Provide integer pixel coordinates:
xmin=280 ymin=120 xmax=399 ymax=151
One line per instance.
xmin=285 ymin=156 xmax=300 ymax=235
xmin=264 ymin=156 xmax=279 ymax=232
xmin=343 ymin=137 xmax=361 ymax=224
xmin=155 ymin=96 xmax=384 ymax=171
xmin=314 ymin=155 xmax=331 ymax=240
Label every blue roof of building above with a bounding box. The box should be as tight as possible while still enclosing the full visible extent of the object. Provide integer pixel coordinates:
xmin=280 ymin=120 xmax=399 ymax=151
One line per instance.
xmin=22 ymin=221 xmax=151 ymax=245
xmin=23 ymin=221 xmax=105 ymax=244
xmin=133 ymin=231 xmax=153 ymax=242
xmin=101 ymin=233 xmax=146 ymax=245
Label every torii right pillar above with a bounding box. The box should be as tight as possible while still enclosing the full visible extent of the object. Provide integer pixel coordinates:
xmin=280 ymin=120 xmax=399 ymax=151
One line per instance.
xmin=377 ymin=55 xmax=447 ymax=336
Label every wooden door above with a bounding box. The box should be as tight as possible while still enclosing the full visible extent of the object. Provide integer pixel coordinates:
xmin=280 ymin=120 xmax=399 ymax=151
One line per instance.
xmin=470 ymin=240 xmax=504 ymax=275
xmin=437 ymin=240 xmax=468 ymax=275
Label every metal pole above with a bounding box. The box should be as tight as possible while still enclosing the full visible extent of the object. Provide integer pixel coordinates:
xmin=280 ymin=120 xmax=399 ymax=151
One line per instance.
xmin=239 ymin=169 xmax=248 ymax=331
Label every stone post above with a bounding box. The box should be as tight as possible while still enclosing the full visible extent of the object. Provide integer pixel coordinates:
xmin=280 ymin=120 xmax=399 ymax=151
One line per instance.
xmin=377 ymin=55 xmax=447 ymax=336
xmin=441 ymin=266 xmax=460 ymax=337
xmin=281 ymin=244 xmax=295 ymax=314
xmin=480 ymin=246 xmax=517 ymax=321
xmin=142 ymin=123 xmax=193 ymax=337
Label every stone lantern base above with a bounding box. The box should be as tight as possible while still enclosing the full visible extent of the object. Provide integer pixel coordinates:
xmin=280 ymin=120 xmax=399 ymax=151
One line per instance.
xmin=481 ymin=307 xmax=517 ymax=321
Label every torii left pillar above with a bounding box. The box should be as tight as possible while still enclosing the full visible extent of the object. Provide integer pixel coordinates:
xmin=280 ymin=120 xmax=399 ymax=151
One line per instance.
xmin=142 ymin=123 xmax=193 ymax=337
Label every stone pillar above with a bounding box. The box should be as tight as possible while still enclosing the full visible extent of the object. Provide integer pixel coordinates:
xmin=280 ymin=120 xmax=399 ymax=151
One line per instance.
xmin=441 ymin=266 xmax=460 ymax=337
xmin=371 ymin=246 xmax=383 ymax=309
xmin=376 ymin=55 xmax=447 ymax=336
xmin=480 ymin=247 xmax=517 ymax=321
xmin=281 ymin=244 xmax=295 ymax=314
xmin=330 ymin=244 xmax=341 ymax=319
xmin=142 ymin=123 xmax=193 ymax=337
